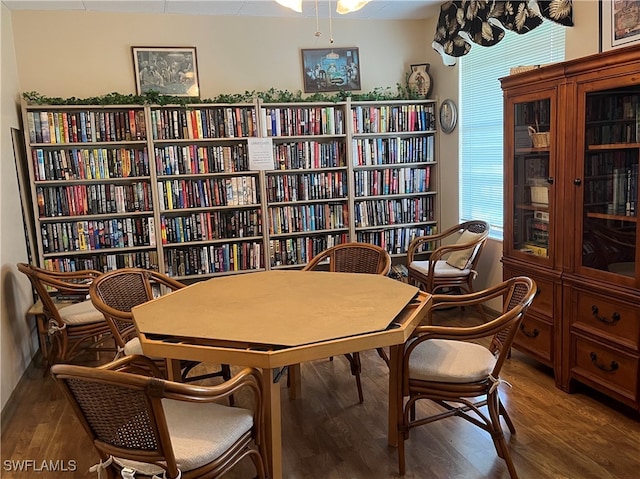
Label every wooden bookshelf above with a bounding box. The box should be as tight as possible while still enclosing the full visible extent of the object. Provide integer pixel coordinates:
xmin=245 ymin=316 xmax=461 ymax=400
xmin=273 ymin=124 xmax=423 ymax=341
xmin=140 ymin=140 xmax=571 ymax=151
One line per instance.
xmin=21 ymin=98 xmax=439 ymax=278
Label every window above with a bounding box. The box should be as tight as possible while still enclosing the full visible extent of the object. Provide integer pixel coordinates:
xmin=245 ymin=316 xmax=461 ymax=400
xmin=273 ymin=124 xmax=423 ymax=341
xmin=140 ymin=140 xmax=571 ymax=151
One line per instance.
xmin=459 ymin=22 xmax=565 ymax=240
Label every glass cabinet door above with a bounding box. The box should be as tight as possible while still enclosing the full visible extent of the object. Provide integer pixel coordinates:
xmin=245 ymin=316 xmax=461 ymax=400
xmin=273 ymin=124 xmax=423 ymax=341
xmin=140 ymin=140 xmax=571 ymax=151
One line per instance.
xmin=578 ymin=85 xmax=639 ymax=284
xmin=510 ymin=97 xmax=553 ymax=264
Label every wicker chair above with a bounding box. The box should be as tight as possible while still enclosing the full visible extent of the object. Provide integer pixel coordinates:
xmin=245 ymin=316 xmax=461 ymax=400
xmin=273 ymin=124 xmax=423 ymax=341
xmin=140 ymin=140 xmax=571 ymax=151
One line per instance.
xmin=51 ymin=355 xmax=266 ymax=479
xmin=395 ymin=276 xmax=536 ymax=478
xmin=302 ymin=242 xmax=392 ymax=403
xmin=406 ymin=220 xmax=490 ymax=295
xmin=17 ymin=262 xmax=113 ymax=368
xmin=89 ymin=267 xmax=231 ymax=383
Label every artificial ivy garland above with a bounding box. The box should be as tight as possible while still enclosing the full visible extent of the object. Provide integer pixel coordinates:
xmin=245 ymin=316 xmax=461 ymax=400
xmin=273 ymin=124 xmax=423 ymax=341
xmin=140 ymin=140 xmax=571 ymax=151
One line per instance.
xmin=23 ymin=79 xmax=425 ymax=106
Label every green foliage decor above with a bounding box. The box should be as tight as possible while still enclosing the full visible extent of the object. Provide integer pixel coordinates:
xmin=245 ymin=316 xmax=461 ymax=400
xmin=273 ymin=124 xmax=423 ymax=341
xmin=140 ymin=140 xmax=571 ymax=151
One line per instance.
xmin=23 ymin=80 xmax=425 ymax=106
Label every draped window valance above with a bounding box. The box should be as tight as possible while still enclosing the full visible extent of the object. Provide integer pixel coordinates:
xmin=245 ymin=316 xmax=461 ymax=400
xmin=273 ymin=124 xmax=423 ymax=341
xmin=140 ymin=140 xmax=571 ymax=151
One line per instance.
xmin=433 ymin=0 xmax=573 ymax=65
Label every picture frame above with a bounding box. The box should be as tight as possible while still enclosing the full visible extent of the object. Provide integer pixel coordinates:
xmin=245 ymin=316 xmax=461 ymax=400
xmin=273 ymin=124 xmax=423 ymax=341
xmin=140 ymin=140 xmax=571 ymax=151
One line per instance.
xmin=599 ymin=0 xmax=640 ymax=52
xmin=132 ymin=46 xmax=200 ymax=97
xmin=301 ymin=47 xmax=361 ymax=93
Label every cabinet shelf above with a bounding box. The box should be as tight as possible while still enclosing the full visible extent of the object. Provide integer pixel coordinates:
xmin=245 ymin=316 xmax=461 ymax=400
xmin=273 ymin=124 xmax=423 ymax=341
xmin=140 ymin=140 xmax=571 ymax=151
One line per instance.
xmin=586 ymin=211 xmax=638 ymax=222
xmin=586 ymin=142 xmax=640 ymax=151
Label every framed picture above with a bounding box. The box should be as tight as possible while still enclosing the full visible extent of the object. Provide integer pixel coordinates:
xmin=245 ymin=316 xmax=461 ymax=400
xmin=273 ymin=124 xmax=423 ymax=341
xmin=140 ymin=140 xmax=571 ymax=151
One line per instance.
xmin=132 ymin=46 xmax=200 ymax=97
xmin=600 ymin=0 xmax=640 ymax=52
xmin=301 ymin=47 xmax=361 ymax=93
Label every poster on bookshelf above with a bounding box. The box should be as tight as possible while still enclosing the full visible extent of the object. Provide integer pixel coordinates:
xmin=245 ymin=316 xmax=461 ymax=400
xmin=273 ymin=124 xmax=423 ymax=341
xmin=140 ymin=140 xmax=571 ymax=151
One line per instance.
xmin=132 ymin=46 xmax=200 ymax=97
xmin=600 ymin=0 xmax=640 ymax=52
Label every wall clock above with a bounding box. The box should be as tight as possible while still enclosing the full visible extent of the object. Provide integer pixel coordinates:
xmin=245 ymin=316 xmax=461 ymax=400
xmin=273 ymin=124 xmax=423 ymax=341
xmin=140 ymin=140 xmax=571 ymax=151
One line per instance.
xmin=439 ymin=99 xmax=457 ymax=134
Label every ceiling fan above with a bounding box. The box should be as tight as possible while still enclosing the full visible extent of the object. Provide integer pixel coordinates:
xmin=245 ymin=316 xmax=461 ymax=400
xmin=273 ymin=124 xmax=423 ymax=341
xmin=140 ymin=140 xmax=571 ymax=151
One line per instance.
xmin=275 ymin=0 xmax=371 ymax=14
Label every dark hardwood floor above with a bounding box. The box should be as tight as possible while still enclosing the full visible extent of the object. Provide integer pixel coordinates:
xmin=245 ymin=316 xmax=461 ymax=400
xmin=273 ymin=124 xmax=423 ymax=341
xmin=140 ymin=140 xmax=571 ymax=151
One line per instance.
xmin=2 ymin=307 xmax=640 ymax=478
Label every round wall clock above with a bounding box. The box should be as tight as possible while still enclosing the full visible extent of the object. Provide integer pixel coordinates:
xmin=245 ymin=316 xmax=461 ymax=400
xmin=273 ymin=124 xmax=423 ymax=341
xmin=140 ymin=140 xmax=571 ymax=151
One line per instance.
xmin=407 ymin=64 xmax=433 ymax=98
xmin=439 ymin=99 xmax=457 ymax=134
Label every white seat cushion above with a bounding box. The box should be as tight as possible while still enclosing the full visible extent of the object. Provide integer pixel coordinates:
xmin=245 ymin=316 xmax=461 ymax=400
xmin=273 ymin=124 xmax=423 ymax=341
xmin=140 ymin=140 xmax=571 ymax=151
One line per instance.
xmin=114 ymin=399 xmax=254 ymax=475
xmin=408 ymin=338 xmax=496 ymax=383
xmin=123 ymin=337 xmax=143 ymax=355
xmin=57 ymin=300 xmax=104 ymax=325
xmin=410 ymin=259 xmax=472 ymax=278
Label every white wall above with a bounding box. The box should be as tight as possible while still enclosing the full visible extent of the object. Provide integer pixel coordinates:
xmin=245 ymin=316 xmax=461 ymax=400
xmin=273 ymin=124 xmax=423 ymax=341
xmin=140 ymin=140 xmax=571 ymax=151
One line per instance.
xmin=1 ymin=4 xmax=39 ymax=413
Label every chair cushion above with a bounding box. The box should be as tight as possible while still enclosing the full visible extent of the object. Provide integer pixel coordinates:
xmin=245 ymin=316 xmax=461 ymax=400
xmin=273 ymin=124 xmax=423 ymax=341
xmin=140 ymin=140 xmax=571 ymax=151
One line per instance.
xmin=123 ymin=337 xmax=143 ymax=355
xmin=410 ymin=259 xmax=472 ymax=278
xmin=445 ymin=230 xmax=483 ymax=270
xmin=114 ymin=399 xmax=254 ymax=475
xmin=57 ymin=300 xmax=105 ymax=325
xmin=408 ymin=338 xmax=496 ymax=383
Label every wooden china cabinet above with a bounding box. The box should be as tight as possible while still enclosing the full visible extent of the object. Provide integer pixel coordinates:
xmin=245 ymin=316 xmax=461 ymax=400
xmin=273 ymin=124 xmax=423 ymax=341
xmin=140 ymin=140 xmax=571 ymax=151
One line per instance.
xmin=502 ymin=45 xmax=640 ymax=412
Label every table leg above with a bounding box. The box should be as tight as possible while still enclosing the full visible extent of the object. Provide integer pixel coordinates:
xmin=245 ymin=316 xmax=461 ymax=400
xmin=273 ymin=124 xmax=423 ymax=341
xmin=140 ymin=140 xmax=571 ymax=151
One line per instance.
xmin=388 ymin=344 xmax=401 ymax=447
xmin=262 ymin=367 xmax=283 ymax=479
xmin=165 ymin=359 xmax=181 ymax=381
xmin=287 ymin=364 xmax=301 ymax=399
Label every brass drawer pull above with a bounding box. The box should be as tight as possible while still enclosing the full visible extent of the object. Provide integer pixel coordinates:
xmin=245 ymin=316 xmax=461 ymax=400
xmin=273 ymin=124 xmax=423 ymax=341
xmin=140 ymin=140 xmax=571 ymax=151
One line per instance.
xmin=591 ymin=306 xmax=621 ymax=325
xmin=519 ymin=323 xmax=539 ymax=338
xmin=589 ymin=352 xmax=619 ymax=373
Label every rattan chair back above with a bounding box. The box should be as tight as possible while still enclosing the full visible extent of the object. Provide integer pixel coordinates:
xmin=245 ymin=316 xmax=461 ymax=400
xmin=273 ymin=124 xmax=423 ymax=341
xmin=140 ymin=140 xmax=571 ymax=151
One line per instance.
xmin=17 ymin=263 xmax=112 ymax=366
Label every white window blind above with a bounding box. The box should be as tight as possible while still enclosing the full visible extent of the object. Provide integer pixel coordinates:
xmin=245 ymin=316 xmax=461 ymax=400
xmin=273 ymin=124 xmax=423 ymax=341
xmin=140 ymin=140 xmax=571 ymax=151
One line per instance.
xmin=459 ymin=22 xmax=565 ymax=240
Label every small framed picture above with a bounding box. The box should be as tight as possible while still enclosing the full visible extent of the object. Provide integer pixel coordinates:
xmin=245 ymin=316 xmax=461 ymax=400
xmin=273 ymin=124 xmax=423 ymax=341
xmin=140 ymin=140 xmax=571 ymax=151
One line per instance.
xmin=301 ymin=47 xmax=361 ymax=93
xmin=132 ymin=46 xmax=200 ymax=97
xmin=600 ymin=0 xmax=640 ymax=52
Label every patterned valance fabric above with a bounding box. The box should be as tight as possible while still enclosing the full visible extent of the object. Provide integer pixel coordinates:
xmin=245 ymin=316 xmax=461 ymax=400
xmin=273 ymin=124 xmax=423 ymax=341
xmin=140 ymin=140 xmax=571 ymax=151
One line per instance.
xmin=433 ymin=1 xmax=573 ymax=65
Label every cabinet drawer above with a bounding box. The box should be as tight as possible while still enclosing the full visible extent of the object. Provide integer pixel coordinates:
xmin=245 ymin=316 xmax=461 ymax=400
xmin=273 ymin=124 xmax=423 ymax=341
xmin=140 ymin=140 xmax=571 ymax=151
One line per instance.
xmin=573 ymin=291 xmax=639 ymax=349
xmin=514 ymin=314 xmax=553 ymax=364
xmin=529 ymin=276 xmax=554 ymax=318
xmin=572 ymin=336 xmax=639 ymax=404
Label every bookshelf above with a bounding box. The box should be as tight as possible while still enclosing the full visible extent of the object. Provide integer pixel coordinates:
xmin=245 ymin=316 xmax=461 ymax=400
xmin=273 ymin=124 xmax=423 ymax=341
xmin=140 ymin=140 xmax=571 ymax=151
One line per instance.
xmin=350 ymin=100 xmax=437 ymax=257
xmin=25 ymin=105 xmax=158 ymax=272
xmin=21 ymin=98 xmax=439 ymax=278
xmin=260 ymin=101 xmax=350 ymax=268
xmin=150 ymin=104 xmax=264 ymax=279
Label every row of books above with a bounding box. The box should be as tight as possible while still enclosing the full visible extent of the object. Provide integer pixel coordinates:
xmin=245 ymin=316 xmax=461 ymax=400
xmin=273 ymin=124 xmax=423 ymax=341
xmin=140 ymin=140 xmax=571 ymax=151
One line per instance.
xmin=161 ymin=209 xmax=262 ymax=244
xmin=352 ymin=136 xmax=434 ymax=166
xmin=356 ymin=225 xmax=437 ymax=255
xmin=585 ymin=150 xmax=637 ymax=176
xmin=32 ymin=147 xmax=149 ymax=181
xmin=351 ymin=104 xmax=436 ymax=134
xmin=586 ymin=94 xmax=639 ymax=122
xmin=261 ymin=106 xmax=345 ymax=137
xmin=265 ymin=171 xmax=347 ymax=203
xmin=354 ymin=197 xmax=435 ymax=228
xmin=163 ymin=242 xmax=264 ymax=277
xmin=269 ymin=233 xmax=348 ymax=267
xmin=273 ymin=140 xmax=346 ymax=170
xmin=154 ymin=144 xmax=249 ymax=176
xmin=354 ymin=166 xmax=432 ymax=197
xmin=268 ymin=203 xmax=349 ymax=235
xmin=27 ymin=109 xmax=146 ymax=144
xmin=585 ymin=119 xmax=640 ymax=145
xmin=41 ymin=217 xmax=155 ymax=254
xmin=42 ymin=251 xmax=159 ymax=273
xmin=157 ymin=176 xmax=259 ymax=210
xmin=36 ymin=182 xmax=152 ymax=218
xmin=150 ymin=106 xmax=258 ymax=140
xmin=514 ymin=101 xmax=550 ymax=130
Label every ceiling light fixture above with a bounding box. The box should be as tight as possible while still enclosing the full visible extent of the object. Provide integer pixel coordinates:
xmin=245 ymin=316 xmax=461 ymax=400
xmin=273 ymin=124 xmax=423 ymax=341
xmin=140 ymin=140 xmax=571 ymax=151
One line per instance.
xmin=275 ymin=0 xmax=303 ymax=13
xmin=276 ymin=0 xmax=370 ymax=15
xmin=336 ymin=0 xmax=370 ymax=14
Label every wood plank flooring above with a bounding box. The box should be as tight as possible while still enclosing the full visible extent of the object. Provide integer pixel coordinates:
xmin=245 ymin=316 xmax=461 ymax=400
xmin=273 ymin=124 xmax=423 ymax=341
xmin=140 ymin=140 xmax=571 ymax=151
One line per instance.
xmin=2 ymin=307 xmax=640 ymax=478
